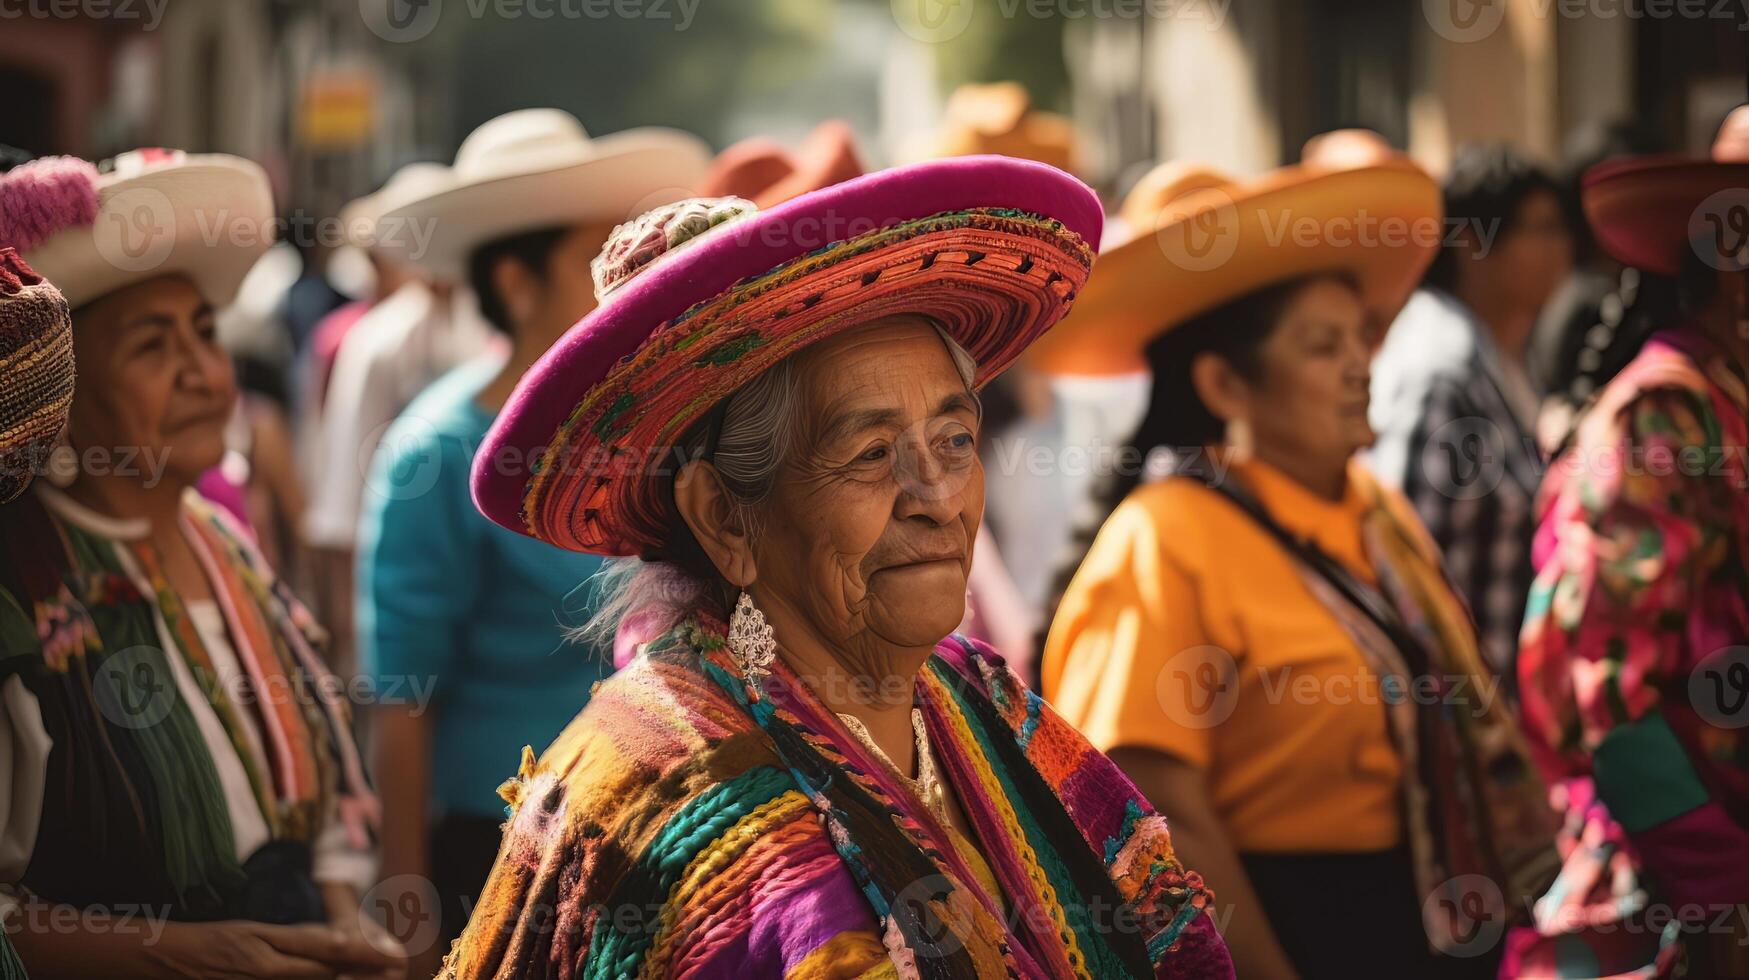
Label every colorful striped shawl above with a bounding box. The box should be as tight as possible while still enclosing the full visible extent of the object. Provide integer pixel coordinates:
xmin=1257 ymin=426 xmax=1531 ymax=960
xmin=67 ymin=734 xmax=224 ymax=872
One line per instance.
xmin=443 ymin=619 xmax=1232 ymax=979
xmin=0 ymin=488 xmax=373 ymax=918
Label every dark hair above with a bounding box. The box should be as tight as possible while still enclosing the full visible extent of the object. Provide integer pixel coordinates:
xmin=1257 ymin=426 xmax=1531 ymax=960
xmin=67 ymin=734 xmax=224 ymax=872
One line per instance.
xmin=1557 ymin=120 xmax=1661 ymax=266
xmin=1042 ymin=272 xmax=1357 ymax=625
xmin=466 ymin=225 xmax=572 ymax=335
xmin=1426 ymin=144 xmax=1562 ymax=292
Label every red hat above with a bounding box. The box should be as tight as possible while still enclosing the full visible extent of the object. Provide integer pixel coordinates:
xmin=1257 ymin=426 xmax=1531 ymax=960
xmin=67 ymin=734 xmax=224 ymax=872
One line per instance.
xmin=697 ymin=120 xmax=865 ymax=208
xmin=1583 ymin=105 xmax=1749 ymax=277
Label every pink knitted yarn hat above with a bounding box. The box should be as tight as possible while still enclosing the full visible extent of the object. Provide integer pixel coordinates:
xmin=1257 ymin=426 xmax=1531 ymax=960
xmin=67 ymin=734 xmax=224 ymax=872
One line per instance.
xmin=0 ymin=149 xmax=274 ymax=309
xmin=0 ymin=156 xmax=100 ymax=254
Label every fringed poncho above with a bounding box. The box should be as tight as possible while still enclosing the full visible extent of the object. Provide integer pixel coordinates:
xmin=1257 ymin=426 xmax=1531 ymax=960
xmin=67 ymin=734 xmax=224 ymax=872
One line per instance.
xmin=442 ymin=618 xmax=1231 ymax=979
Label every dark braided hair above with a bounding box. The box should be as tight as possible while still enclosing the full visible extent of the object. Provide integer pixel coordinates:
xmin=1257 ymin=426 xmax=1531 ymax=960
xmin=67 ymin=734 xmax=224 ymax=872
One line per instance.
xmin=1043 ymin=271 xmax=1358 ymax=627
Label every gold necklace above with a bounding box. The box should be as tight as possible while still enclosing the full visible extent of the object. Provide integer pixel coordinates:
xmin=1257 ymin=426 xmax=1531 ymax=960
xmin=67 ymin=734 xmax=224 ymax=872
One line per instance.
xmin=836 ymin=707 xmax=946 ymax=822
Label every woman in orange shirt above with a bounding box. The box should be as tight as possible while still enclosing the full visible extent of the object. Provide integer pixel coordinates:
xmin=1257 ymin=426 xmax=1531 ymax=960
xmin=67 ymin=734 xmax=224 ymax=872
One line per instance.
xmin=1030 ymin=159 xmax=1558 ymax=978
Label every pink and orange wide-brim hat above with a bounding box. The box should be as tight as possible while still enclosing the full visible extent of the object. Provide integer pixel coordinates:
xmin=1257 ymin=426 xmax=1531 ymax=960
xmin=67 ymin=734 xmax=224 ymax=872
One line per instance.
xmin=471 ymin=155 xmax=1102 ymax=556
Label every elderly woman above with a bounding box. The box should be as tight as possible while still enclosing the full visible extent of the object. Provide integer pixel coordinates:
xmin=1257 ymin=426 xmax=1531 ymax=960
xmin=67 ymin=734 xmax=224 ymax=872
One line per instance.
xmin=1034 ymin=160 xmax=1560 ymax=978
xmin=444 ymin=159 xmax=1232 ymax=978
xmin=0 ymin=153 xmax=399 ymax=979
xmin=1512 ymin=110 xmax=1749 ymax=977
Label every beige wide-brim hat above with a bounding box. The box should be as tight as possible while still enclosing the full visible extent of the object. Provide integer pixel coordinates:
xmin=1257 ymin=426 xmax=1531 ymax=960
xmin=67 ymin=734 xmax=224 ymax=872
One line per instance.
xmin=338 ymin=161 xmax=454 ymax=251
xmin=7 ymin=150 xmax=275 ymax=310
xmin=375 ymin=108 xmax=712 ymax=279
xmin=1027 ymin=157 xmax=1442 ymax=375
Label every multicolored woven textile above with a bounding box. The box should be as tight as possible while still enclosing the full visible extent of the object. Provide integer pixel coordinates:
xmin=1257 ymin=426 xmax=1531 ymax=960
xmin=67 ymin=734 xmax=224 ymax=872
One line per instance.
xmin=0 ymin=248 xmax=72 ymax=504
xmin=441 ymin=618 xmax=1231 ymax=978
xmin=1516 ymin=325 xmax=1749 ymax=973
xmin=0 ymin=488 xmax=373 ymax=918
xmin=0 ymin=931 xmax=23 ymax=980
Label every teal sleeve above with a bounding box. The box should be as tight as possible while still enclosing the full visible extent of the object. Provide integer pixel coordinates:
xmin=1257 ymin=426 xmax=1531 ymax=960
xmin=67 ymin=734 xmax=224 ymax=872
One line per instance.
xmin=1591 ymin=712 xmax=1711 ymax=833
xmin=356 ymin=424 xmax=478 ymax=703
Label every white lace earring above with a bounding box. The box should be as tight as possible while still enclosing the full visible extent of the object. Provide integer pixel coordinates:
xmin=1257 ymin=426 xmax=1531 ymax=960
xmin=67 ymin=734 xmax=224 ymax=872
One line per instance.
xmin=727 ymin=591 xmax=777 ymax=688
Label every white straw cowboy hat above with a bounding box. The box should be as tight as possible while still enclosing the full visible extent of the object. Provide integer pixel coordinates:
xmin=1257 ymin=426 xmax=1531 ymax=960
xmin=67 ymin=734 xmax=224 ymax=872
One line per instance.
xmin=338 ymin=161 xmax=454 ymax=251
xmin=0 ymin=149 xmax=275 ymax=310
xmin=375 ymin=108 xmax=713 ymax=279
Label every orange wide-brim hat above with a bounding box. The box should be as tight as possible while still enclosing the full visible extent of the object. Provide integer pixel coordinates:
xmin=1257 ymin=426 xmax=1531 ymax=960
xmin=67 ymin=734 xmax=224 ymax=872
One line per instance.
xmin=1028 ymin=156 xmax=1442 ymax=375
xmin=698 ymin=120 xmax=866 ymax=208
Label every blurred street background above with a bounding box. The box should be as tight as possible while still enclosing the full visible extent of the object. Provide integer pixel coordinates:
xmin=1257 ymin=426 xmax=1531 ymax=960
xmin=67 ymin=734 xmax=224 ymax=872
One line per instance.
xmin=7 ymin=0 xmax=1747 ymax=209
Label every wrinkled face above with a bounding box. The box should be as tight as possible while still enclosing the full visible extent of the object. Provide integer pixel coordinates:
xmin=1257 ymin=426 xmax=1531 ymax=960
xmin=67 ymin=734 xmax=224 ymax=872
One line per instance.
xmin=1246 ymin=278 xmax=1374 ymax=466
xmin=68 ymin=275 xmax=235 ymax=490
xmin=754 ymin=316 xmax=983 ymax=650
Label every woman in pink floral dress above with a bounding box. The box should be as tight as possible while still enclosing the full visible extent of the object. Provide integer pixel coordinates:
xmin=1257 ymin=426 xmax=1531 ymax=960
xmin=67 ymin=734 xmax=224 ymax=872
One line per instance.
xmin=1514 ymin=109 xmax=1749 ymax=977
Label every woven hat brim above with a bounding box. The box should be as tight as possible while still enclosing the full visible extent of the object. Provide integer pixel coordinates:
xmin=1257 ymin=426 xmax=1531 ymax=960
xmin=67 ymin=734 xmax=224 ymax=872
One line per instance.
xmin=512 ymin=209 xmax=1091 ymax=555
xmin=466 ymin=156 xmax=1102 ymax=555
xmin=1028 ymin=161 xmax=1442 ymax=376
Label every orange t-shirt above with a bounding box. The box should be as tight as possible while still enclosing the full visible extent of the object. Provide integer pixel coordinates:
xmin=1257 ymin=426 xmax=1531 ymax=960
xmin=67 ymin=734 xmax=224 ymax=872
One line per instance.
xmin=1042 ymin=458 xmax=1405 ymax=853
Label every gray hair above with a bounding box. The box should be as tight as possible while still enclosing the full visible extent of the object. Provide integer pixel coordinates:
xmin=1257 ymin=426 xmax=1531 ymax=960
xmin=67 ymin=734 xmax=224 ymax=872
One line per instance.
xmin=576 ymin=321 xmax=979 ymax=656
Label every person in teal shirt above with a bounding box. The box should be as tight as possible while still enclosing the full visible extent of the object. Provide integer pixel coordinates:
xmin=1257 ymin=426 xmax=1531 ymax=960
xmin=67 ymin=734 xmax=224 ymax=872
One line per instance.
xmin=354 ymin=111 xmax=710 ymax=973
xmin=358 ymin=350 xmax=611 ymax=961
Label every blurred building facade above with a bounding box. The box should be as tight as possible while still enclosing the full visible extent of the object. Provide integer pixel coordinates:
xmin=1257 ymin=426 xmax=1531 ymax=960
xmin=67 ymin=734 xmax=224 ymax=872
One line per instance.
xmin=5 ymin=0 xmax=1742 ymax=208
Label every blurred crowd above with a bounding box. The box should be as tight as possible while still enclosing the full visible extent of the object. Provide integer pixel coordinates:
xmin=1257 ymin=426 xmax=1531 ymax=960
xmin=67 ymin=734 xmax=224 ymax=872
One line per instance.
xmin=0 ymin=77 xmax=1746 ymax=980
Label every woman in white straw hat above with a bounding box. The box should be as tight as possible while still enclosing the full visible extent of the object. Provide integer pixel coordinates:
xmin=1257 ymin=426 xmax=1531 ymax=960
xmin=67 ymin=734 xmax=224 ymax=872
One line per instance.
xmin=301 ymin=160 xmax=484 ymax=675
xmin=355 ymin=107 xmax=710 ymax=971
xmin=0 ymin=151 xmax=402 ymax=979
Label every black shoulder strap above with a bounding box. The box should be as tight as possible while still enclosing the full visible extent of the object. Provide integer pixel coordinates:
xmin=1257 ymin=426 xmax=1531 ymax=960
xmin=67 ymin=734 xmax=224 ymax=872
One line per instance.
xmin=1182 ymin=464 xmax=1433 ymax=678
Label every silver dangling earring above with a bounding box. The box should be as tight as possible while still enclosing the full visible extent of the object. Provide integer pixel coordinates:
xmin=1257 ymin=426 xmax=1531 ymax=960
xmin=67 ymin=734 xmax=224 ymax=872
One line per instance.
xmin=1225 ymin=415 xmax=1254 ymax=464
xmin=727 ymin=591 xmax=777 ymax=688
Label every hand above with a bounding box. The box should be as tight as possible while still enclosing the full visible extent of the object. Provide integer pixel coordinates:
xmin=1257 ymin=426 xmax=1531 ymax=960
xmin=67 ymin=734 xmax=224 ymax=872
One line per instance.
xmin=319 ymin=883 xmax=410 ymax=980
xmin=146 ymin=921 xmax=345 ymax=980
xmin=322 ymin=906 xmax=408 ymax=980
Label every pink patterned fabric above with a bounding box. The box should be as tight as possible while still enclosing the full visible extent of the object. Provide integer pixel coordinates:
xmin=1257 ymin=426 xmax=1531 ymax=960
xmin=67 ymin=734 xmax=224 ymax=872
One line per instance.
xmin=1516 ymin=326 xmax=1749 ymax=975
